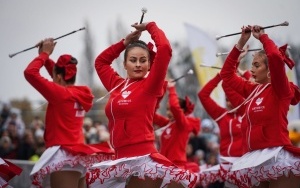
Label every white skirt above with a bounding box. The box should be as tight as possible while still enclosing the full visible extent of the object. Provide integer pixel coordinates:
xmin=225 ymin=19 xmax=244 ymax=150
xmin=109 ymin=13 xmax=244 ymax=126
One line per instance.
xmin=30 ymin=146 xmax=112 ymax=188
xmin=86 ymin=154 xmax=198 ymax=188
xmin=227 ymin=146 xmax=300 ymax=187
xmin=198 ymin=156 xmax=239 ymax=187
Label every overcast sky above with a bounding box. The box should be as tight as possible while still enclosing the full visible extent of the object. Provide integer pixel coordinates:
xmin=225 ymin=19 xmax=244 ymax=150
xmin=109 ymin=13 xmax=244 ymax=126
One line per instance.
xmin=1 ymin=0 xmax=299 ymax=103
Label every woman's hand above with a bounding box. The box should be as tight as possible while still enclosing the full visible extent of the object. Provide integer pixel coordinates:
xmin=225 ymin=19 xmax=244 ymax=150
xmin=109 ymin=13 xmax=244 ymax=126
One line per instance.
xmin=131 ymin=22 xmax=149 ymax=32
xmin=236 ymin=25 xmax=251 ymax=50
xmin=252 ymin=25 xmax=265 ymax=39
xmin=36 ymin=38 xmax=56 ymax=55
xmin=123 ymin=30 xmax=141 ymax=46
xmin=167 ymin=80 xmax=176 ymax=88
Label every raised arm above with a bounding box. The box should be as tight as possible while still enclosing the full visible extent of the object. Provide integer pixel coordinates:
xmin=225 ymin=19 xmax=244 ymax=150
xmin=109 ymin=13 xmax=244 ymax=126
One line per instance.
xmin=133 ymin=22 xmax=172 ymax=96
xmin=253 ymin=25 xmax=292 ymax=99
xmin=220 ymin=26 xmax=255 ymax=97
xmin=198 ymin=73 xmax=227 ymax=120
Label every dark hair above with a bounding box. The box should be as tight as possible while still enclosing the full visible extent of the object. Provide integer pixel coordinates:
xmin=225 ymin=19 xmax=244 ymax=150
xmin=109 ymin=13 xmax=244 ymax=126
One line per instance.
xmin=124 ymin=40 xmax=150 ymax=60
xmin=54 ymin=57 xmax=77 ymax=84
xmin=178 ymin=98 xmax=187 ymax=112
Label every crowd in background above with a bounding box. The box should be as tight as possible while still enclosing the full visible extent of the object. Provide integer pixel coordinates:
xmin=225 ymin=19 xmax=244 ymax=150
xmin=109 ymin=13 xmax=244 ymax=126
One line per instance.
xmin=1 ymin=100 xmax=300 ymax=187
xmin=0 ymin=101 xmax=223 ymax=169
xmin=0 ymin=102 xmax=110 ymax=162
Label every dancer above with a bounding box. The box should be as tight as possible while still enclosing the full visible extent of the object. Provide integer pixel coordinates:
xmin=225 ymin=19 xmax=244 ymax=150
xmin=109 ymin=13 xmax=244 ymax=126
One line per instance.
xmin=220 ymin=25 xmax=300 ymax=188
xmin=154 ymin=80 xmax=201 ymax=173
xmin=87 ymin=22 xmax=198 ymax=188
xmin=24 ymin=38 xmax=114 ymax=188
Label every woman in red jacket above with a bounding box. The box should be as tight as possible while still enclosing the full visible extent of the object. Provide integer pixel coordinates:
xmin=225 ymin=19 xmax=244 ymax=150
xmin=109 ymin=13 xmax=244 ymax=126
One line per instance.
xmin=220 ymin=25 xmax=300 ymax=188
xmin=198 ymin=73 xmax=246 ymax=187
xmin=87 ymin=22 xmax=198 ymax=188
xmin=154 ymin=80 xmax=201 ymax=173
xmin=24 ymin=38 xmax=114 ymax=188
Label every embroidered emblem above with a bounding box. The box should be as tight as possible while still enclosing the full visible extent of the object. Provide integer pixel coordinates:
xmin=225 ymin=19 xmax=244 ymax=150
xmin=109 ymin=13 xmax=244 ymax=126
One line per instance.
xmin=255 ymin=97 xmax=263 ymax=105
xmin=166 ymin=128 xmax=172 ymax=135
xmin=238 ymin=116 xmax=243 ymax=123
xmin=74 ymin=102 xmax=85 ymax=117
xmin=121 ymin=91 xmax=131 ymax=99
xmin=163 ymin=128 xmax=172 ymax=139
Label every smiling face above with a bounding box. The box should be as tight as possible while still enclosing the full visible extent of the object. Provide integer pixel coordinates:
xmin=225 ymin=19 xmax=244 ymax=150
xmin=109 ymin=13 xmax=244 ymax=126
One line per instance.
xmin=251 ymin=51 xmax=270 ymax=84
xmin=124 ymin=46 xmax=150 ymax=79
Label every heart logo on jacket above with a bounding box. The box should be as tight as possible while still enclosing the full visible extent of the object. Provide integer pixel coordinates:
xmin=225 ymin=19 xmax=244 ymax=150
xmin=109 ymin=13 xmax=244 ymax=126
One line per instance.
xmin=255 ymin=97 xmax=263 ymax=105
xmin=122 ymin=91 xmax=131 ymax=99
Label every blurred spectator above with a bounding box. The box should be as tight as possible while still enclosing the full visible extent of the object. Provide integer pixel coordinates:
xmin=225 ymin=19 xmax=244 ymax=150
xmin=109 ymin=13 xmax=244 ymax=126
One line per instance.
xmin=199 ymin=118 xmax=219 ymax=145
xmin=94 ymin=121 xmax=110 ymax=142
xmin=0 ymin=102 xmax=11 ymax=131
xmin=83 ymin=117 xmax=98 ymax=144
xmin=5 ymin=121 xmax=21 ymax=159
xmin=30 ymin=116 xmax=44 ymax=138
xmin=17 ymin=129 xmax=36 ymax=160
xmin=194 ymin=149 xmax=206 ymax=166
xmin=288 ymin=120 xmax=300 ymax=147
xmin=3 ymin=109 xmax=25 ymax=138
xmin=0 ymin=136 xmax=15 ymax=158
xmin=289 ymin=128 xmax=300 ymax=147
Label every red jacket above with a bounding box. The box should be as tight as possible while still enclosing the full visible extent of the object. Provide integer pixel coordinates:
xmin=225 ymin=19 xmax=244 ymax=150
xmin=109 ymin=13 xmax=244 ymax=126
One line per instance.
xmin=198 ymin=74 xmax=245 ymax=157
xmin=95 ymin=22 xmax=172 ymax=159
xmin=220 ymin=34 xmax=300 ymax=154
xmin=24 ymin=53 xmax=107 ymax=155
xmin=155 ymin=87 xmax=200 ymax=166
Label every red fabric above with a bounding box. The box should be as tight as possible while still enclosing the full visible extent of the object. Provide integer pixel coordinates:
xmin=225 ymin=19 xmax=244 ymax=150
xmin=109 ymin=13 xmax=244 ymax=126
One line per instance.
xmin=198 ymin=74 xmax=245 ymax=156
xmin=62 ymin=142 xmax=115 ymax=155
xmin=0 ymin=159 xmax=22 ymax=182
xmin=242 ymin=70 xmax=252 ymax=81
xmin=159 ymin=86 xmax=201 ymax=164
xmin=184 ymin=162 xmax=200 ymax=173
xmin=147 ymin=42 xmax=156 ymax=68
xmin=278 ymin=44 xmax=295 ymax=69
xmin=220 ymin=34 xmax=299 ymax=154
xmin=24 ymin=53 xmax=110 ymax=155
xmin=153 ymin=113 xmax=170 ymax=128
xmin=56 ymin=54 xmax=77 ymax=80
xmin=290 ymin=82 xmax=300 ymax=105
xmin=94 ymin=22 xmax=172 ymax=157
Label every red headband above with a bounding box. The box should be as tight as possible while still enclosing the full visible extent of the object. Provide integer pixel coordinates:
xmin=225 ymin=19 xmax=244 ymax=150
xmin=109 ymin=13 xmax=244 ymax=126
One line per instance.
xmin=279 ymin=44 xmax=295 ymax=69
xmin=147 ymin=42 xmax=156 ymax=68
xmin=56 ymin=54 xmax=77 ymax=80
xmin=185 ymin=96 xmax=195 ymax=115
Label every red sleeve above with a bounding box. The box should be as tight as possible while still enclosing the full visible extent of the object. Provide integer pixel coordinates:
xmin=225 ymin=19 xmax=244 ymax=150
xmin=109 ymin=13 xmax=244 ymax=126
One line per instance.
xmin=260 ymin=34 xmax=292 ymax=99
xmin=222 ymin=81 xmax=245 ymax=115
xmin=153 ymin=113 xmax=170 ymax=127
xmin=242 ymin=70 xmax=252 ymax=81
xmin=24 ymin=53 xmax=65 ymax=102
xmin=198 ymin=74 xmax=227 ymax=120
xmin=220 ymin=46 xmax=256 ymax=98
xmin=168 ymin=86 xmax=189 ymax=130
xmin=94 ymin=40 xmax=125 ymax=91
xmin=44 ymin=58 xmax=55 ymax=78
xmin=144 ymin=22 xmax=172 ymax=96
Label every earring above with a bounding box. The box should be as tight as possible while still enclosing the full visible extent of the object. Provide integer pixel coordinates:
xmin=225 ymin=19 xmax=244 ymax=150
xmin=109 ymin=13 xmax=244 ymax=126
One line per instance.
xmin=267 ymin=72 xmax=271 ymax=78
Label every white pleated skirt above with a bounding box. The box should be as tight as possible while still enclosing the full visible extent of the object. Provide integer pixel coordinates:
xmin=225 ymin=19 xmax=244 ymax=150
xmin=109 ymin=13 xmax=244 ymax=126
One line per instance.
xmin=86 ymin=153 xmax=198 ymax=188
xmin=30 ymin=146 xmax=112 ymax=188
xmin=198 ymin=156 xmax=239 ymax=187
xmin=227 ymin=146 xmax=300 ymax=188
